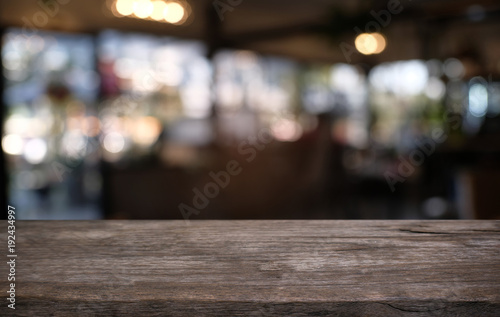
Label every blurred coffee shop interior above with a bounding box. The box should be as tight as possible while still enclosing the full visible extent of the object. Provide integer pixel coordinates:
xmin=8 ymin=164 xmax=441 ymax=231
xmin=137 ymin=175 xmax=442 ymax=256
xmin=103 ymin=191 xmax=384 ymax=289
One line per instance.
xmin=1 ymin=0 xmax=500 ymax=220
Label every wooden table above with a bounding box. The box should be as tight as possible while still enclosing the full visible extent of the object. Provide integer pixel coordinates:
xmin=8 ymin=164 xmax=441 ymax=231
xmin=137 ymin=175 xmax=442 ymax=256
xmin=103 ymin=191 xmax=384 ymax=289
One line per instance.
xmin=4 ymin=220 xmax=500 ymax=316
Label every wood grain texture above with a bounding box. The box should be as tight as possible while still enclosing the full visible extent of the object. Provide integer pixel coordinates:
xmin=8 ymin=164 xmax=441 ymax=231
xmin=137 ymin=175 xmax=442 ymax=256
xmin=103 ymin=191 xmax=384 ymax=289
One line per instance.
xmin=2 ymin=220 xmax=500 ymax=316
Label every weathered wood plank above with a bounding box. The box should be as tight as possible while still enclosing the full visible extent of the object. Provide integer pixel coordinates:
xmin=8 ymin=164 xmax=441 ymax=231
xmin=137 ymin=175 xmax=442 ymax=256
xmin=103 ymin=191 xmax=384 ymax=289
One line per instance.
xmin=2 ymin=220 xmax=499 ymax=316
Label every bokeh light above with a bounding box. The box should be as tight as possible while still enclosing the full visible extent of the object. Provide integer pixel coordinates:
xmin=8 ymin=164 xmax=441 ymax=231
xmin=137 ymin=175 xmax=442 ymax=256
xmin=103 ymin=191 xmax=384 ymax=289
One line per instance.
xmin=355 ymin=33 xmax=386 ymax=55
xmin=271 ymin=118 xmax=303 ymax=142
xmin=133 ymin=0 xmax=154 ymax=19
xmin=369 ymin=60 xmax=429 ymax=96
xmin=2 ymin=134 xmax=24 ymax=155
xmin=115 ymin=0 xmax=135 ymax=16
xmin=103 ymin=132 xmax=126 ymax=153
xmin=113 ymin=0 xmax=187 ymax=24
xmin=371 ymin=33 xmax=386 ymax=54
xmin=444 ymin=58 xmax=465 ymax=79
xmin=469 ymin=83 xmax=488 ymax=117
xmin=151 ymin=1 xmax=167 ymax=21
xmin=23 ymin=138 xmax=47 ymax=164
xmin=164 ymin=2 xmax=185 ymax=24
xmin=425 ymin=77 xmax=446 ymax=100
xmin=132 ymin=116 xmax=162 ymax=146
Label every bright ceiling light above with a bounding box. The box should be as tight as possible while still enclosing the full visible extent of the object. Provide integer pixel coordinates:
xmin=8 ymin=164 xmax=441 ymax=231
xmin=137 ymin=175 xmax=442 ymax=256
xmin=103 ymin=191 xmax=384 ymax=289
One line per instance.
xmin=164 ymin=2 xmax=185 ymax=24
xmin=115 ymin=0 xmax=135 ymax=16
xmin=371 ymin=33 xmax=386 ymax=54
xmin=113 ymin=0 xmax=188 ymax=24
xmin=133 ymin=0 xmax=154 ymax=19
xmin=355 ymin=33 xmax=386 ymax=55
xmin=151 ymin=1 xmax=167 ymax=21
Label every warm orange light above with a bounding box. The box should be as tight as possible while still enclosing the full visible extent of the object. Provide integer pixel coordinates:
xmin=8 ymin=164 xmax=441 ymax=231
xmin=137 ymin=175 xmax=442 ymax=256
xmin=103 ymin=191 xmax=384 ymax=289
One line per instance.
xmin=113 ymin=0 xmax=188 ymax=24
xmin=150 ymin=1 xmax=167 ymax=21
xmin=355 ymin=33 xmax=386 ymax=55
xmin=164 ymin=2 xmax=185 ymax=24
xmin=133 ymin=0 xmax=154 ymax=19
xmin=371 ymin=33 xmax=386 ymax=54
xmin=115 ymin=0 xmax=135 ymax=16
xmin=132 ymin=117 xmax=162 ymax=146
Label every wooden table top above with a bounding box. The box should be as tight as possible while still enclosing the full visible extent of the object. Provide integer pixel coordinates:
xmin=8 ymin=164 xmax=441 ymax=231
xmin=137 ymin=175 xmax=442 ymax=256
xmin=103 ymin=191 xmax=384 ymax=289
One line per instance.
xmin=5 ymin=220 xmax=500 ymax=316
